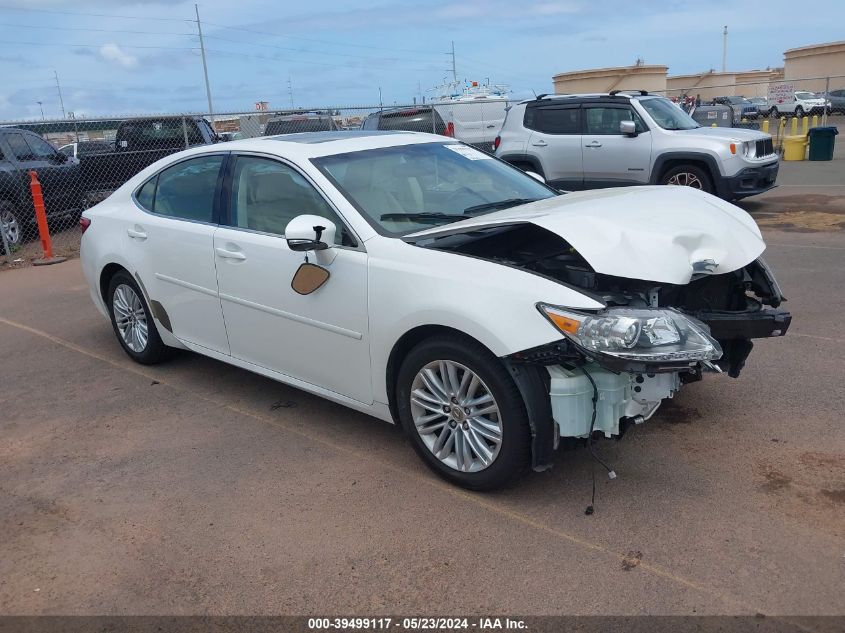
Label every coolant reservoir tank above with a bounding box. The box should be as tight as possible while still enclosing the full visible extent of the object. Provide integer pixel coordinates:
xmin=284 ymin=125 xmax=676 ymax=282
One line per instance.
xmin=548 ymin=365 xmax=631 ymax=438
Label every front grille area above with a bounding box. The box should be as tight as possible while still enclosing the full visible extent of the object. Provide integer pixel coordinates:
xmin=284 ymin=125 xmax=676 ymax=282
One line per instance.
xmin=756 ymin=138 xmax=774 ymax=157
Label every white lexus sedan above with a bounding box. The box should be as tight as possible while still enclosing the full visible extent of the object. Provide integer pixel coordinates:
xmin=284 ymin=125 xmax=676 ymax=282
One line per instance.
xmin=80 ymin=131 xmax=791 ymax=490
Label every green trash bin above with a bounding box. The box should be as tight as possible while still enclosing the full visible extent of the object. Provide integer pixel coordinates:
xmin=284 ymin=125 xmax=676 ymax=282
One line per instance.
xmin=807 ymin=126 xmax=838 ymax=161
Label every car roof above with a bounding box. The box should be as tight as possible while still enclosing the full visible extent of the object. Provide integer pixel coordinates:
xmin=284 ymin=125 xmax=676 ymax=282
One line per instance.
xmin=516 ymin=92 xmax=662 ymax=106
xmin=177 ymin=130 xmax=449 ymax=160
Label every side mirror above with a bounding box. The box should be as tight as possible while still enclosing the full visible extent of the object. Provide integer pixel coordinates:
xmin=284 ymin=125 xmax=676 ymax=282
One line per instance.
xmin=619 ymin=120 xmax=637 ymax=136
xmin=525 ymin=171 xmax=545 ymax=184
xmin=285 ymin=214 xmax=336 ymax=252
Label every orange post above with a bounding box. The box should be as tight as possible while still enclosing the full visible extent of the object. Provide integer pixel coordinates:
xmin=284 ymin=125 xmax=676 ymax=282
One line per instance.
xmin=28 ymin=170 xmax=65 ymax=266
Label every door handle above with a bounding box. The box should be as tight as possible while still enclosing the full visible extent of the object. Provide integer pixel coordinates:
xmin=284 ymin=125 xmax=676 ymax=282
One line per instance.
xmin=127 ymin=228 xmax=147 ymax=240
xmin=531 ymin=139 xmax=548 ymax=147
xmin=215 ymin=247 xmax=246 ymax=261
xmin=584 ymin=141 xmax=603 ymax=148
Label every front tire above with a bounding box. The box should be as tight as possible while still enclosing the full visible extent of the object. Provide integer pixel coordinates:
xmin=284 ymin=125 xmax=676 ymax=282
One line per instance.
xmin=660 ymin=164 xmax=713 ymax=194
xmin=795 ymin=106 xmax=804 ymax=118
xmin=769 ymin=107 xmax=779 ymax=118
xmin=396 ymin=334 xmax=531 ymax=490
xmin=107 ymin=270 xmax=170 ymax=365
xmin=0 ymin=201 xmax=25 ymax=252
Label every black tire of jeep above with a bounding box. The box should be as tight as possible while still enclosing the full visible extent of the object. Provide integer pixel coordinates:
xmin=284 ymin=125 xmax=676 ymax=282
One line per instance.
xmin=107 ymin=270 xmax=172 ymax=365
xmin=395 ymin=334 xmax=531 ymax=491
xmin=660 ymin=164 xmax=714 ymax=195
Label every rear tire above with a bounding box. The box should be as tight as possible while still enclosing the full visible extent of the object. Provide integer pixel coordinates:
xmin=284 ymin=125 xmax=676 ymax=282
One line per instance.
xmin=395 ymin=334 xmax=531 ymax=491
xmin=107 ymin=270 xmax=171 ymax=365
xmin=660 ymin=164 xmax=713 ymax=194
xmin=795 ymin=106 xmax=805 ymax=118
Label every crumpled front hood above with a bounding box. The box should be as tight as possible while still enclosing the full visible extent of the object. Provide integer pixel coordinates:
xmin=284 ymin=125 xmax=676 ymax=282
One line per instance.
xmin=407 ymin=186 xmax=766 ymax=285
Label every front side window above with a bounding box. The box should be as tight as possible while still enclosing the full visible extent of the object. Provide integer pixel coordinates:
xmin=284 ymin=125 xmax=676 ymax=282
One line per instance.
xmin=60 ymin=145 xmax=75 ymax=157
xmin=584 ymin=107 xmax=646 ymax=135
xmin=313 ymin=142 xmax=556 ymax=236
xmin=6 ymin=133 xmax=34 ymax=160
xmin=638 ymin=97 xmax=700 ymax=130
xmin=228 ymin=156 xmax=348 ymax=244
xmin=25 ymin=134 xmax=59 ymax=159
xmin=146 ymin=155 xmax=224 ymax=222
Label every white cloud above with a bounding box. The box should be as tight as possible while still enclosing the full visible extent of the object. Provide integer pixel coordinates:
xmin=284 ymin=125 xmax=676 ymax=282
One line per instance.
xmin=98 ymin=43 xmax=137 ymax=69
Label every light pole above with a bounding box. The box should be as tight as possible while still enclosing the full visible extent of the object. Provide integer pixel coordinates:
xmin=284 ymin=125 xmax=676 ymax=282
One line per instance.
xmin=37 ymin=101 xmax=45 ymax=120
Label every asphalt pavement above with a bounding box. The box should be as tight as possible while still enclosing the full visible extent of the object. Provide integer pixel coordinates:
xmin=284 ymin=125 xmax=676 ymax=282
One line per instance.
xmin=0 ymin=185 xmax=843 ymax=621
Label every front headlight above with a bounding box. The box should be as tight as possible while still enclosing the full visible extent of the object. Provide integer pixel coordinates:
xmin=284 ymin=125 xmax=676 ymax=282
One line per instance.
xmin=538 ymin=305 xmax=723 ymax=362
xmin=742 ymin=140 xmax=755 ymax=158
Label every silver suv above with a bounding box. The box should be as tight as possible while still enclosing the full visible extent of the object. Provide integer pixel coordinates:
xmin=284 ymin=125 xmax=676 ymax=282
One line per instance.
xmin=494 ymin=91 xmax=779 ymax=200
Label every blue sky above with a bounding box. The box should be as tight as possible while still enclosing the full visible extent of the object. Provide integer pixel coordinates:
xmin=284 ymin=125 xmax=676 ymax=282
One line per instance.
xmin=1 ymin=0 xmax=842 ymax=120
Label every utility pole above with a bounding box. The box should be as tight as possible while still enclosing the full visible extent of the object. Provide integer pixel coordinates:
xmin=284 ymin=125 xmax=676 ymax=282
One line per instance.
xmin=721 ymin=26 xmax=728 ymax=72
xmin=450 ymin=41 xmax=457 ymax=83
xmin=37 ymin=101 xmax=44 ymax=120
xmin=194 ymin=3 xmax=214 ymax=124
xmin=54 ymin=70 xmax=66 ymax=119
xmin=287 ymin=75 xmax=294 ymax=109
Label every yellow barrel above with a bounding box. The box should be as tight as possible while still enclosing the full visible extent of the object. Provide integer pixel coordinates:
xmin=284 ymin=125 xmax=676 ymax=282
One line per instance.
xmin=782 ymin=135 xmax=808 ymax=161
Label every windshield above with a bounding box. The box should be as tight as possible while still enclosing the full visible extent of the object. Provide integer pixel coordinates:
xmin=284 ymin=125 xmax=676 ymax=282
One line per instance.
xmin=639 ymin=97 xmax=700 ymax=130
xmin=313 ymin=142 xmax=556 ymax=236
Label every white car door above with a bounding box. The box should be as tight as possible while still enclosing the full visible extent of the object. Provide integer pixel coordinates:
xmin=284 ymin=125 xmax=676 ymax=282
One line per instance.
xmin=212 ymin=154 xmax=372 ymax=404
xmin=581 ymin=105 xmax=653 ymax=186
xmin=127 ymin=154 xmax=230 ymax=355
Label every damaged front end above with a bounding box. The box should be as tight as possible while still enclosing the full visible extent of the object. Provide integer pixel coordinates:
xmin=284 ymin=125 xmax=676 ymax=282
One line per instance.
xmin=414 ymin=222 xmax=791 ymax=469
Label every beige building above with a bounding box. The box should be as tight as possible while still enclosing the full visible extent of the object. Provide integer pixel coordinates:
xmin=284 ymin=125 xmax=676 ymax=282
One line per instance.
xmin=784 ymin=41 xmax=845 ymax=92
xmin=552 ymin=64 xmax=668 ymax=95
xmin=666 ymin=69 xmax=783 ymax=99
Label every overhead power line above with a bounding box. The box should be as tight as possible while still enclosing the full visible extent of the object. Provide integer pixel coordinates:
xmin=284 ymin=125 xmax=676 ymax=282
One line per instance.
xmin=0 ymin=39 xmax=197 ymax=51
xmin=0 ymin=22 xmax=195 ymax=37
xmin=0 ymin=4 xmax=191 ymax=22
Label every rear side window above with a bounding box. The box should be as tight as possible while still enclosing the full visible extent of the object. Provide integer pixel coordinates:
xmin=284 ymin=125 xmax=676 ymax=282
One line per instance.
xmin=140 ymin=155 xmax=224 ymax=222
xmin=525 ymin=106 xmax=580 ymax=134
xmin=135 ymin=177 xmax=157 ymax=211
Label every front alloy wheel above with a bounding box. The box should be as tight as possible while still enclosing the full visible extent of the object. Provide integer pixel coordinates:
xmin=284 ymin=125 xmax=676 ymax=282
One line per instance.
xmin=410 ymin=360 xmax=503 ymax=473
xmin=396 ymin=334 xmax=530 ymax=490
xmin=0 ymin=205 xmax=21 ymax=247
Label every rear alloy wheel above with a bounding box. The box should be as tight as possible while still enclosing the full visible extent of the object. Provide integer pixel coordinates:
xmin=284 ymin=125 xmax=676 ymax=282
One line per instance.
xmin=396 ymin=334 xmax=530 ymax=490
xmin=661 ymin=164 xmax=713 ymax=194
xmin=107 ymin=270 xmax=171 ymax=365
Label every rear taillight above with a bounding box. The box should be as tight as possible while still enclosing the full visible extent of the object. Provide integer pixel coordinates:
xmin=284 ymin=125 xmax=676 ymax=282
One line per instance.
xmin=493 ymin=135 xmax=501 ymax=151
xmin=79 ymin=216 xmax=91 ymax=234
xmin=444 ymin=122 xmax=455 ymax=137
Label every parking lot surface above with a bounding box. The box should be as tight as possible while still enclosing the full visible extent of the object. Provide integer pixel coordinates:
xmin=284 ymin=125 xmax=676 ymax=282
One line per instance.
xmin=1 ymin=185 xmax=843 ymax=619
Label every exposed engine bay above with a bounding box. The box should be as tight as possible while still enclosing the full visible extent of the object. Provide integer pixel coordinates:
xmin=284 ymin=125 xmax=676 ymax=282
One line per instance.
xmin=413 ymin=222 xmax=792 ymax=439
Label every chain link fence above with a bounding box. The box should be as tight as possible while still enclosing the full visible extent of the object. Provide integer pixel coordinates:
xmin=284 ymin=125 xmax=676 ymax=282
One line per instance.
xmin=1 ymin=77 xmax=843 ymax=268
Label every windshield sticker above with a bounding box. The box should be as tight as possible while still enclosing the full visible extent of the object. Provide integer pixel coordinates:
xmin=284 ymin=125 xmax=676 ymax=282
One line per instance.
xmin=445 ymin=144 xmax=491 ymax=160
